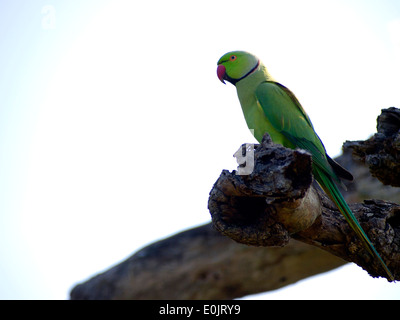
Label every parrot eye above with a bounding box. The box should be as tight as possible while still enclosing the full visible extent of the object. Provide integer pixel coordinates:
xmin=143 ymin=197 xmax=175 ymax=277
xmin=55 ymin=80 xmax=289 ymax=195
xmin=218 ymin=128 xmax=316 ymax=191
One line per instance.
xmin=230 ymin=55 xmax=237 ymax=61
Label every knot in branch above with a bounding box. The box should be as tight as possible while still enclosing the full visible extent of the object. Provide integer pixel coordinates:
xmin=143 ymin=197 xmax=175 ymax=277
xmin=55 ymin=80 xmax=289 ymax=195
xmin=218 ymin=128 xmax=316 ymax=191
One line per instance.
xmin=208 ymin=134 xmax=321 ymax=247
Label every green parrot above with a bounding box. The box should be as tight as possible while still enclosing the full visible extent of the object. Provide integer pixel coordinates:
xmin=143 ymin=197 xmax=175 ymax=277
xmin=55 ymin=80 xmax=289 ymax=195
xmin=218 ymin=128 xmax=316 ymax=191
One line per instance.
xmin=217 ymin=50 xmax=394 ymax=281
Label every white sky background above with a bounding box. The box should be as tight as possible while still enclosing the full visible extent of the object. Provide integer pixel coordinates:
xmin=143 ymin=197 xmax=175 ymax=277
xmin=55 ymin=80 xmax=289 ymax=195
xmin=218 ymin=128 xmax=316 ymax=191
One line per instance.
xmin=0 ymin=0 xmax=400 ymax=299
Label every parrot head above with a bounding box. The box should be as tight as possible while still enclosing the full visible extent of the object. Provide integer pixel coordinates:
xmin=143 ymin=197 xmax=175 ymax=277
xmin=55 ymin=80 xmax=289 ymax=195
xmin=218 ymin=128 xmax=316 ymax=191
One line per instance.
xmin=217 ymin=51 xmax=260 ymax=85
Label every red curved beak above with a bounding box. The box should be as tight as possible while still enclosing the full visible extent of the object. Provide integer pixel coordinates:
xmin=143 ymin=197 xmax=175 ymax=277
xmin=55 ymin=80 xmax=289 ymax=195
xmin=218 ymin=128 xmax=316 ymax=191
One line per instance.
xmin=217 ymin=64 xmax=226 ymax=84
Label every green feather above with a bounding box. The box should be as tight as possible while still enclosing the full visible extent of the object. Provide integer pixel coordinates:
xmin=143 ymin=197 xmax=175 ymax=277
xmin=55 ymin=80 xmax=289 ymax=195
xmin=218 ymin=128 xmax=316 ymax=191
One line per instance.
xmin=315 ymin=168 xmax=394 ymax=281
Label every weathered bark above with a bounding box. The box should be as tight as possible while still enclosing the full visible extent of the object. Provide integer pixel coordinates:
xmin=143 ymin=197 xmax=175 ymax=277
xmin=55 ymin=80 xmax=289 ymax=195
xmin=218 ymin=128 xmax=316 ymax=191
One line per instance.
xmin=70 ymin=224 xmax=345 ymax=300
xmin=344 ymin=107 xmax=400 ymax=188
xmin=70 ymin=107 xmax=400 ymax=300
xmin=208 ymin=134 xmax=400 ymax=280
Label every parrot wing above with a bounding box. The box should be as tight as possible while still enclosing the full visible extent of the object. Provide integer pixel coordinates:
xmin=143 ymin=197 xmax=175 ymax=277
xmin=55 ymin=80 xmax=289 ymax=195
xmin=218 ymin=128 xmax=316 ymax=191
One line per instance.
xmin=255 ymin=81 xmax=394 ymax=280
xmin=255 ymin=81 xmax=352 ymax=182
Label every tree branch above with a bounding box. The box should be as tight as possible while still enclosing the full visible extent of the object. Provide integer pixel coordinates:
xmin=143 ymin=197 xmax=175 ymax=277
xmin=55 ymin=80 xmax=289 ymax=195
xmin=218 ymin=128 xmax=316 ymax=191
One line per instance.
xmin=70 ymin=107 xmax=400 ymax=300
xmin=344 ymin=107 xmax=400 ymax=187
xmin=70 ymin=224 xmax=345 ymax=300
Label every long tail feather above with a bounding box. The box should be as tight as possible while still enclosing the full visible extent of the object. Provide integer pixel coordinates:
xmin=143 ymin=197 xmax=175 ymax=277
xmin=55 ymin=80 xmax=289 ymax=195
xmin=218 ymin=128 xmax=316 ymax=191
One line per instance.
xmin=316 ymin=171 xmax=394 ymax=281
